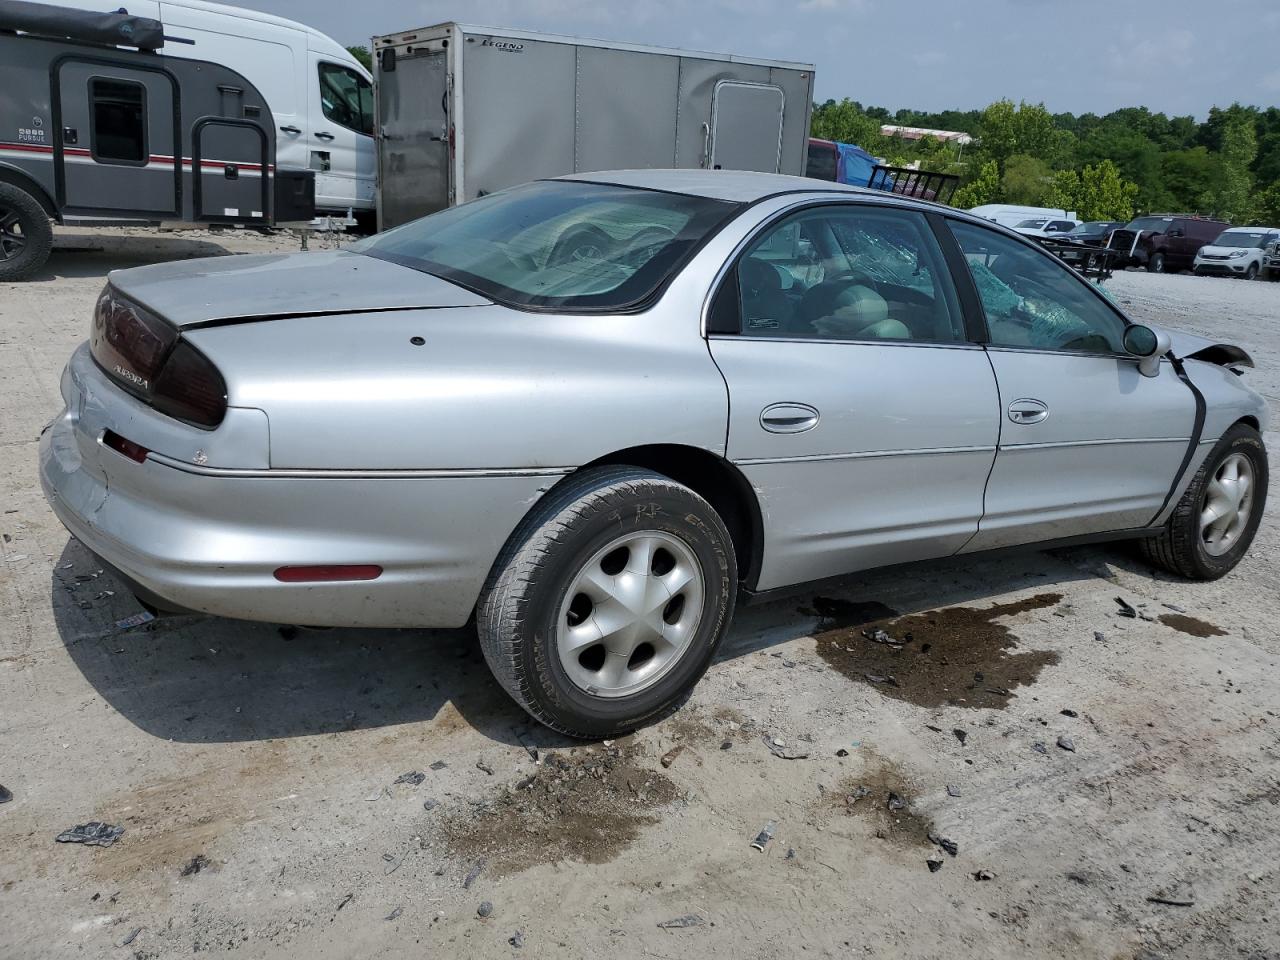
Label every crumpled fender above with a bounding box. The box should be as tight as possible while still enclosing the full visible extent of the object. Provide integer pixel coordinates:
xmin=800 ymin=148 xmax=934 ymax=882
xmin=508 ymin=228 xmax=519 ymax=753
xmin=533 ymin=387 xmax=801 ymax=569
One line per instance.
xmin=1164 ymin=330 xmax=1254 ymax=369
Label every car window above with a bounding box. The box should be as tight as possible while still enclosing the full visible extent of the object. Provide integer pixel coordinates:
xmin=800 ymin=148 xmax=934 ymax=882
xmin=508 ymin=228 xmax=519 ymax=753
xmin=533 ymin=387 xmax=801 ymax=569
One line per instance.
xmin=949 ymin=221 xmax=1127 ymax=354
xmin=735 ymin=206 xmax=965 ymax=343
xmin=356 ymin=180 xmax=738 ymax=310
xmin=318 ymin=62 xmax=374 ymax=136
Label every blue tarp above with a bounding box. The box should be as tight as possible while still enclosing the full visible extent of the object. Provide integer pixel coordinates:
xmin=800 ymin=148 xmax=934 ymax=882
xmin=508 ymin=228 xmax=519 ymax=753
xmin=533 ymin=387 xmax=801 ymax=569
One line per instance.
xmin=835 ymin=142 xmax=879 ymax=188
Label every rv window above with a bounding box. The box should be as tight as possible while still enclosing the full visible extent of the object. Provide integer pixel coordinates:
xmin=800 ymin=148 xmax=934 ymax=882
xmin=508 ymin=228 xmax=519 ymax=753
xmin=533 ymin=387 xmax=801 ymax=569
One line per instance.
xmin=318 ymin=62 xmax=374 ymax=136
xmin=90 ymin=78 xmax=147 ymax=165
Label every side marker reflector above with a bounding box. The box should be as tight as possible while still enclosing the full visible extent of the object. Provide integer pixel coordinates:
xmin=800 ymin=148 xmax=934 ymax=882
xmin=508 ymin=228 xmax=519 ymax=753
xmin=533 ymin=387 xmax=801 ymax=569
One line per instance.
xmin=273 ymin=565 xmax=383 ymax=583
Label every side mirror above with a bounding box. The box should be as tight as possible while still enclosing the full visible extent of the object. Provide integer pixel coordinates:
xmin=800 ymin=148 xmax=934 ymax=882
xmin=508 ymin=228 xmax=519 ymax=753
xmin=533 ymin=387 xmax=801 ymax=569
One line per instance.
xmin=379 ymin=46 xmax=396 ymax=72
xmin=1124 ymin=324 xmax=1172 ymax=378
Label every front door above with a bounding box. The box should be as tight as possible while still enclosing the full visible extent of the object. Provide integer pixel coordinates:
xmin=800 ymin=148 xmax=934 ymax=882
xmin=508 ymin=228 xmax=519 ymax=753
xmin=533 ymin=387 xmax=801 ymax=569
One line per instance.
xmin=709 ymin=81 xmax=784 ymax=173
xmin=56 ymin=60 xmax=178 ymax=216
xmin=946 ymin=220 xmax=1198 ymax=552
xmin=708 ymin=203 xmax=1000 ymax=590
xmin=310 ymin=56 xmax=376 ymax=212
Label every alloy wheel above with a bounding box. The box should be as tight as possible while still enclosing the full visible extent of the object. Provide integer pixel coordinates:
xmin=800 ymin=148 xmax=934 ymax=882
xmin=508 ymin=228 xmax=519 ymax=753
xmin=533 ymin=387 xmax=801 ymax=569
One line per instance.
xmin=556 ymin=531 xmax=705 ymax=698
xmin=1200 ymin=452 xmax=1255 ymax=557
xmin=0 ymin=207 xmax=26 ymax=262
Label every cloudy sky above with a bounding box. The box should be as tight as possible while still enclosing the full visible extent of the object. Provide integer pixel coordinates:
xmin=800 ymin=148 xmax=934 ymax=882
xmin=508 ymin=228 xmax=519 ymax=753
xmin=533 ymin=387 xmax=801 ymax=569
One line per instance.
xmin=238 ymin=0 xmax=1279 ymax=118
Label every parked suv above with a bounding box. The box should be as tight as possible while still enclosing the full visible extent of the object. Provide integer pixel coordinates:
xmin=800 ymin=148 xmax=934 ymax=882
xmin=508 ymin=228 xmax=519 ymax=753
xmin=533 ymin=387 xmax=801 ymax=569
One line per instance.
xmin=1267 ymin=236 xmax=1280 ymax=280
xmin=1194 ymin=227 xmax=1280 ymax=280
xmin=1108 ymin=215 xmax=1231 ymax=273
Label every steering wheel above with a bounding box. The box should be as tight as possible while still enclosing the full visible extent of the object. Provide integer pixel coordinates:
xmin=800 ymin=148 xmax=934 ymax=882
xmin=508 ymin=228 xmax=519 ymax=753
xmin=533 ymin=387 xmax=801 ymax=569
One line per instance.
xmin=547 ymin=224 xmax=613 ymax=267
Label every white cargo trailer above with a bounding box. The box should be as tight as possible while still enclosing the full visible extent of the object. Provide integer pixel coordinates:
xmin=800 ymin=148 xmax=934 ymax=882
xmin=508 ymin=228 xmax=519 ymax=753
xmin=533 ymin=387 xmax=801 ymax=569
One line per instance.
xmin=371 ymin=23 xmax=815 ymax=229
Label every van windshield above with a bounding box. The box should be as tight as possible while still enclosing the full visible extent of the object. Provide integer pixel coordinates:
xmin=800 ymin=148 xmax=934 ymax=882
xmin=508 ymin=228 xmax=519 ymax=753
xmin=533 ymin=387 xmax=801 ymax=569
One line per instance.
xmin=1212 ymin=230 xmax=1270 ymax=249
xmin=354 ymin=180 xmax=739 ymax=310
xmin=1125 ymin=217 xmax=1175 ymax=232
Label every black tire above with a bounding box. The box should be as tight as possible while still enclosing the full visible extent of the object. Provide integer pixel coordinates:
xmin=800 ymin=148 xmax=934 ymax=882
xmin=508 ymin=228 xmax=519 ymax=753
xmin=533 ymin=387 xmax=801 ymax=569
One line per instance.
xmin=1141 ymin=423 xmax=1268 ymax=580
xmin=476 ymin=466 xmax=737 ymax=738
xmin=1244 ymin=263 xmax=1259 ymax=281
xmin=0 ymin=182 xmax=54 ymax=282
xmin=1147 ymin=251 xmax=1165 ymax=273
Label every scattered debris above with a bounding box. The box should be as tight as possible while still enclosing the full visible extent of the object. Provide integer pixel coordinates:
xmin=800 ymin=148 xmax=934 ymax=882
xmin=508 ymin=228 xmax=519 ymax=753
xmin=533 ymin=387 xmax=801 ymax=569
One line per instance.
xmin=422 ymin=798 xmax=439 ymax=811
xmin=952 ymin=728 xmax=968 ymax=746
xmin=477 ymin=901 xmax=494 ymax=918
xmin=862 ymin=627 xmax=904 ymax=649
xmin=463 ymin=858 xmax=487 ymax=889
xmin=720 ymin=740 xmax=733 ymax=751
xmin=835 ymin=748 xmax=849 ymax=758
xmin=926 ymin=854 xmax=944 ymax=873
xmin=1057 ymin=736 xmax=1076 ymax=753
xmin=382 ymin=853 xmax=403 ymax=875
xmin=1032 ymin=742 xmax=1048 ymax=755
xmin=657 ymin=914 xmax=706 ymax=929
xmin=928 ymin=833 xmax=959 ymax=857
xmin=1163 ymin=603 xmax=1186 ymax=613
xmin=1147 ymin=896 xmax=1195 ymax=907
xmin=1060 ymin=709 xmax=1078 ymax=718
xmin=509 ymin=930 xmax=525 ymax=948
xmin=886 ymin=792 xmax=906 ymax=812
xmin=0 ymin=784 xmax=11 ymax=804
xmin=762 ymin=735 xmax=809 ymax=760
xmin=1114 ymin=597 xmax=1138 ymax=619
xmin=845 ymin=786 xmax=871 ymax=806
xmin=429 ymin=760 xmax=448 ymax=771
xmin=120 ymin=928 xmax=141 ymax=947
xmin=179 ymin=854 xmax=209 ymax=877
xmin=973 ymin=869 xmax=996 ymax=881
xmin=785 ymin=848 xmax=797 ymax=861
xmin=113 ymin=610 xmax=155 ymax=631
xmin=863 ymin=673 xmax=899 ymax=687
xmin=476 ymin=760 xmax=494 ymax=776
xmin=750 ymin=820 xmax=776 ymax=852
xmin=946 ymin=785 xmax=961 ymax=798
xmin=336 ymin=893 xmax=354 ymax=912
xmin=394 ymin=771 xmax=426 ymax=786
xmin=514 ymin=730 xmax=540 ymax=763
xmin=55 ymin=822 xmax=124 ymax=847
xmin=385 ymin=906 xmax=402 ymax=922
xmin=660 ymin=745 xmax=686 ymax=768
xmin=1094 ymin=631 xmax=1107 ymax=643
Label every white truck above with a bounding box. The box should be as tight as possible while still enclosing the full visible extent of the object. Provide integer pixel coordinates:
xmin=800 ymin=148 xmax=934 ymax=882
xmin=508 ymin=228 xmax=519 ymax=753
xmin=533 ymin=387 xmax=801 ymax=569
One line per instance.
xmin=33 ymin=0 xmax=375 ymax=217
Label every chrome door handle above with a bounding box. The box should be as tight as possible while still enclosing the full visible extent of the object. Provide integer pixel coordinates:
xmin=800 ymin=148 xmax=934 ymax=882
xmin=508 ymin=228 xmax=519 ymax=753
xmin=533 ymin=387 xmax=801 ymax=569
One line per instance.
xmin=1007 ymin=398 xmax=1049 ymax=425
xmin=761 ymin=402 xmax=820 ymax=434
xmin=315 ymin=131 xmax=335 ymax=141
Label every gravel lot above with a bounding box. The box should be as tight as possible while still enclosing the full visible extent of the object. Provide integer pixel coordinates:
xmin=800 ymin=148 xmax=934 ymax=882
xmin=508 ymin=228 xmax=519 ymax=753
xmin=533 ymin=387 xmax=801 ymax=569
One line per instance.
xmin=1 ymin=232 xmax=1278 ymax=960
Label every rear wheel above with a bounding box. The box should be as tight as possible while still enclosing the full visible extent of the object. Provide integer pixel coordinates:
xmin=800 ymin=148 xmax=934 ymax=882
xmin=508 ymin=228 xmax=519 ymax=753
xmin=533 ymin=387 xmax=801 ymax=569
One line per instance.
xmin=1141 ymin=424 xmax=1268 ymax=580
xmin=1147 ymin=251 xmax=1166 ymax=273
xmin=476 ymin=466 xmax=737 ymax=737
xmin=0 ymin=182 xmax=53 ymax=282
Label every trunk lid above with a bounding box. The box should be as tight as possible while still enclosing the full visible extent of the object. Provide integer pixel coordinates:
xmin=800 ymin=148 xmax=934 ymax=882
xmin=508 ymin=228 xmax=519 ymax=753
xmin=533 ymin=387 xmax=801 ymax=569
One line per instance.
xmin=108 ymin=250 xmax=490 ymax=327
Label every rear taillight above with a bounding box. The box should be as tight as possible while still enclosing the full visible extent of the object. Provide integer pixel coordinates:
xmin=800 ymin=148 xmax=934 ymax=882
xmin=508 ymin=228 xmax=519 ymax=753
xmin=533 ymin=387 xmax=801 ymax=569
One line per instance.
xmin=89 ymin=286 xmax=227 ymax=429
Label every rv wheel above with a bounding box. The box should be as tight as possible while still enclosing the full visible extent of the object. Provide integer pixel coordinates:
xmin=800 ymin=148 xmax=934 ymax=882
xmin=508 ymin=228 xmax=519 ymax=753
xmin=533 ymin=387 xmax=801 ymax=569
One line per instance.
xmin=0 ymin=183 xmax=54 ymax=282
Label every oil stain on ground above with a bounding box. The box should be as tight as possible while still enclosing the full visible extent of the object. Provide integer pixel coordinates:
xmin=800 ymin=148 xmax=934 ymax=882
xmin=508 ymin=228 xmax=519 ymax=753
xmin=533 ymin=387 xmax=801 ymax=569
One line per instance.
xmin=435 ymin=742 xmax=681 ymax=877
xmin=1158 ymin=613 xmax=1226 ymax=638
xmin=823 ymin=752 xmax=934 ymax=851
xmin=811 ymin=593 xmax=1062 ymax=709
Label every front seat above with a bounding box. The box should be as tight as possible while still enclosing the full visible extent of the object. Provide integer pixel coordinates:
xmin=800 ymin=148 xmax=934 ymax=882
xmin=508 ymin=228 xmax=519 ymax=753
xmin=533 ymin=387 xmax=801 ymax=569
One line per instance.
xmin=797 ymin=280 xmax=911 ymax=340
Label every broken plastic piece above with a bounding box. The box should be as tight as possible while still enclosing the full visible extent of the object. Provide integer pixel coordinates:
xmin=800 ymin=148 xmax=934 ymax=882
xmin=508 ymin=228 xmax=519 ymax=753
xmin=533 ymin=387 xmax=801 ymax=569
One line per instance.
xmin=928 ymin=833 xmax=959 ymax=857
xmin=394 ymin=771 xmax=425 ymax=786
xmin=657 ymin=914 xmax=706 ymax=929
xmin=1114 ymin=597 xmax=1138 ymax=618
xmin=750 ymin=819 xmax=776 ymax=851
xmin=114 ymin=610 xmax=155 ymax=631
xmin=55 ymin=822 xmax=124 ymax=846
xmin=1057 ymin=736 xmax=1076 ymax=752
xmin=0 ymin=784 xmax=11 ymax=804
xmin=660 ymin=744 xmax=685 ymax=768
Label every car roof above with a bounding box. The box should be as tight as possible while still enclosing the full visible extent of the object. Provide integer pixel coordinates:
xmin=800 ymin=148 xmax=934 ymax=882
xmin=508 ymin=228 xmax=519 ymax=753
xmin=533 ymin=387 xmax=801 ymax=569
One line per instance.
xmin=554 ymin=169 xmax=876 ymax=204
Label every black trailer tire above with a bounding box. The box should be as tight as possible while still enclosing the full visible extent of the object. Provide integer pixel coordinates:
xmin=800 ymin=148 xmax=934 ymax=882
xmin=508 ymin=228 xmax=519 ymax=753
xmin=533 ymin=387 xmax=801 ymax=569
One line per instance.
xmin=476 ymin=466 xmax=737 ymax=738
xmin=1140 ymin=423 xmax=1268 ymax=580
xmin=0 ymin=183 xmax=54 ymax=282
xmin=1147 ymin=251 xmax=1165 ymax=273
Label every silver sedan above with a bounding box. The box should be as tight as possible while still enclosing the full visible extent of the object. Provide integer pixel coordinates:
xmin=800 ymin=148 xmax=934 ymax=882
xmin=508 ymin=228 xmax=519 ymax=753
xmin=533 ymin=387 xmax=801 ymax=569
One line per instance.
xmin=40 ymin=170 xmax=1269 ymax=736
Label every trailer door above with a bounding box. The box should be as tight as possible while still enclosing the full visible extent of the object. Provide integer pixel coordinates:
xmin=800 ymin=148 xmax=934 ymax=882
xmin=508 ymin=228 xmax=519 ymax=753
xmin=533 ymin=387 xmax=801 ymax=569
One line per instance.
xmin=376 ymin=49 xmax=449 ymax=229
xmin=55 ymin=60 xmax=179 ymax=216
xmin=709 ymin=80 xmax=784 ymax=173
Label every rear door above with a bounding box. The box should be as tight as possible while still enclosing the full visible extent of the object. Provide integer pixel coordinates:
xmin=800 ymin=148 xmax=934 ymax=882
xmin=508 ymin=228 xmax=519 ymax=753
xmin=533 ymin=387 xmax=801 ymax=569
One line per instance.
xmin=56 ymin=60 xmax=179 ymax=216
xmin=376 ymin=48 xmax=449 ymax=228
xmin=709 ymin=81 xmax=784 ymax=173
xmin=309 ymin=55 xmax=375 ymax=211
xmin=947 ymin=220 xmax=1197 ymax=551
xmin=708 ymin=202 xmax=1000 ymax=590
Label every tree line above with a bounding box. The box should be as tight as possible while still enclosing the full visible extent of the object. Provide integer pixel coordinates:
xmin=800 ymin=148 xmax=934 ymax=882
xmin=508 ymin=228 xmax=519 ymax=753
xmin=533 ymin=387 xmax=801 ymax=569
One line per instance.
xmin=811 ymin=99 xmax=1280 ymax=225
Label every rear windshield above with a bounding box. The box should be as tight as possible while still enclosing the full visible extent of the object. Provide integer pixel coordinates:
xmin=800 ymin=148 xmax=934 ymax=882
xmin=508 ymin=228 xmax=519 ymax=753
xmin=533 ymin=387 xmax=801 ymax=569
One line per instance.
xmin=1212 ymin=230 xmax=1270 ymax=249
xmin=354 ymin=180 xmax=740 ymax=311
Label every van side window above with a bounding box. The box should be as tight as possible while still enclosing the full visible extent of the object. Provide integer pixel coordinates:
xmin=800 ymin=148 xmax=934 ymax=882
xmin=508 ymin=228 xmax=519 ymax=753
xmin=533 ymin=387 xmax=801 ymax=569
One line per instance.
xmin=90 ymin=78 xmax=147 ymax=165
xmin=318 ymin=62 xmax=374 ymax=136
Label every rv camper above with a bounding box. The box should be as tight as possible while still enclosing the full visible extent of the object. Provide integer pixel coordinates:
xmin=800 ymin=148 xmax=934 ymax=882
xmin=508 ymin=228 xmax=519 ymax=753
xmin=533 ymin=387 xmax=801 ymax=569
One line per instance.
xmin=372 ymin=24 xmax=815 ymax=229
xmin=0 ymin=0 xmax=315 ymax=280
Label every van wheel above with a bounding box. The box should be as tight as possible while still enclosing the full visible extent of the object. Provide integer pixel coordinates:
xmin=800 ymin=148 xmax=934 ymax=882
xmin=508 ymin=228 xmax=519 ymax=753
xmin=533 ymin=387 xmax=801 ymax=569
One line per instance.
xmin=476 ymin=466 xmax=737 ymax=738
xmin=0 ymin=183 xmax=54 ymax=282
xmin=1140 ymin=423 xmax=1268 ymax=580
xmin=1147 ymin=252 xmax=1165 ymax=273
xmin=1244 ymin=263 xmax=1259 ymax=281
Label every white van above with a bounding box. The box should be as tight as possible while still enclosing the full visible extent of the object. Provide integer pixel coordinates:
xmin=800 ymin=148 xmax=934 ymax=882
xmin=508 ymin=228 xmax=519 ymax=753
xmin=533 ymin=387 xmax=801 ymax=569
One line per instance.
xmin=35 ymin=0 xmax=374 ymax=216
xmin=968 ymin=204 xmax=1079 ymax=230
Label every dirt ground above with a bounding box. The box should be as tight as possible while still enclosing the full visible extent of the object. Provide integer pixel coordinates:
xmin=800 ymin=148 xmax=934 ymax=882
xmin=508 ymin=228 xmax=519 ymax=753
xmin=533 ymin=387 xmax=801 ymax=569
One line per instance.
xmin=1 ymin=231 xmax=1279 ymax=960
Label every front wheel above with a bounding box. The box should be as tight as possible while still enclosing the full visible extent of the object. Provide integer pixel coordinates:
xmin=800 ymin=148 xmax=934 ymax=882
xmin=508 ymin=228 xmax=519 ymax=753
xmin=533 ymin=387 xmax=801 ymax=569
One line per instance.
xmin=477 ymin=466 xmax=737 ymax=737
xmin=0 ymin=182 xmax=54 ymax=282
xmin=1141 ymin=423 xmax=1268 ymax=580
xmin=1147 ymin=251 xmax=1166 ymax=273
xmin=1244 ymin=263 xmax=1259 ymax=281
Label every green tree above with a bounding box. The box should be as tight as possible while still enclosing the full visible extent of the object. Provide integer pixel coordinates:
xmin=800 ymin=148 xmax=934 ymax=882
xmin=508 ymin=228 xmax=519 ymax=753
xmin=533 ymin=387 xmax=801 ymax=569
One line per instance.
xmin=1077 ymin=160 xmax=1138 ymax=222
xmin=1044 ymin=169 xmax=1081 ymax=213
xmin=1001 ymin=154 xmax=1053 ymax=205
xmin=952 ymin=160 xmax=1001 ymax=209
xmin=974 ymin=100 xmax=1056 ymax=174
xmin=346 ymin=45 xmax=372 ymax=70
xmin=1249 ymin=181 xmax=1280 ymax=225
xmin=1077 ymin=126 xmax=1163 ymax=210
xmin=1160 ymin=147 xmax=1219 ymax=213
xmin=810 ymin=98 xmax=883 ymax=150
xmin=1212 ymin=113 xmax=1258 ymax=221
